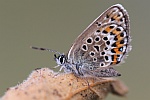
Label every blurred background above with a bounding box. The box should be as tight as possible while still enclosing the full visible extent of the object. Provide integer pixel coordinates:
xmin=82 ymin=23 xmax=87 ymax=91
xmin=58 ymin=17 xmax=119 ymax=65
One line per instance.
xmin=0 ymin=0 xmax=149 ymax=100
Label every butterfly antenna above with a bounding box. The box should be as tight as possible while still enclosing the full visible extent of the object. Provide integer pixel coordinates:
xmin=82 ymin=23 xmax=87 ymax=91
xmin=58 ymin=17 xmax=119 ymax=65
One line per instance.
xmin=30 ymin=46 xmax=61 ymax=55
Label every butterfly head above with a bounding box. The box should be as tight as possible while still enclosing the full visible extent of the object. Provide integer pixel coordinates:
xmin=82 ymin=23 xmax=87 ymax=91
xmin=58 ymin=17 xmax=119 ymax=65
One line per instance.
xmin=54 ymin=53 xmax=67 ymax=65
xmin=31 ymin=46 xmax=67 ymax=65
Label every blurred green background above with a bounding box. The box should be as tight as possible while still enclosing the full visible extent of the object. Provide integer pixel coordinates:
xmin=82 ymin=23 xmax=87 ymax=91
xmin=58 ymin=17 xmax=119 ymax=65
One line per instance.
xmin=0 ymin=0 xmax=149 ymax=100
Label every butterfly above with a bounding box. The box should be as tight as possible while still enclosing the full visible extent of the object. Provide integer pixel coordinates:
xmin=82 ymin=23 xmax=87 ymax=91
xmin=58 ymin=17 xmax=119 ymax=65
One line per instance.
xmin=31 ymin=4 xmax=131 ymax=78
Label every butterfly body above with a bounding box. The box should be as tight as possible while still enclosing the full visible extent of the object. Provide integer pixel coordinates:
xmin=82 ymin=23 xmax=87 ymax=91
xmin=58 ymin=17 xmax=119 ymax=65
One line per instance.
xmin=31 ymin=4 xmax=131 ymax=78
xmin=54 ymin=54 xmax=121 ymax=77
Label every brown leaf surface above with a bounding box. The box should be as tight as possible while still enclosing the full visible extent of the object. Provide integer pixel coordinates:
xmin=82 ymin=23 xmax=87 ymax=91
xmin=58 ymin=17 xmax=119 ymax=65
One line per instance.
xmin=1 ymin=68 xmax=128 ymax=100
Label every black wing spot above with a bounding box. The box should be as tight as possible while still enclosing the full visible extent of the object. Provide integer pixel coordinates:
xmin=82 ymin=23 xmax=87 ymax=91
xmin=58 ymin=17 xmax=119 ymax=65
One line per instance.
xmin=102 ymin=30 xmax=108 ymax=34
xmin=100 ymin=63 xmax=104 ymax=66
xmin=96 ymin=30 xmax=100 ymax=32
xmin=98 ymin=24 xmax=101 ymax=26
xmin=116 ymin=27 xmax=121 ymax=31
xmin=103 ymin=37 xmax=108 ymax=41
xmin=111 ymin=55 xmax=114 ymax=61
xmin=117 ymin=14 xmax=120 ymax=17
xmin=111 ymin=17 xmax=115 ymax=21
xmin=90 ymin=51 xmax=95 ymax=56
xmin=116 ymin=61 xmax=120 ymax=64
xmin=104 ymin=47 xmax=108 ymax=50
xmin=95 ymin=22 xmax=101 ymax=26
xmin=110 ymin=32 xmax=115 ymax=35
xmin=120 ymin=18 xmax=123 ymax=22
xmin=114 ymin=36 xmax=118 ymax=41
xmin=95 ymin=36 xmax=100 ymax=42
xmin=82 ymin=44 xmax=88 ymax=51
xmin=101 ymin=51 xmax=105 ymax=55
xmin=112 ymin=43 xmax=117 ymax=47
xmin=86 ymin=38 xmax=93 ymax=44
xmin=117 ymin=55 xmax=120 ymax=57
xmin=120 ymin=32 xmax=124 ymax=37
xmin=94 ymin=45 xmax=100 ymax=52
xmin=93 ymin=57 xmax=97 ymax=62
xmin=105 ymin=56 xmax=109 ymax=61
xmin=106 ymin=41 xmax=110 ymax=45
xmin=109 ymin=25 xmax=114 ymax=29
xmin=111 ymin=49 xmax=116 ymax=53
xmin=120 ymin=40 xmax=124 ymax=44
xmin=106 ymin=14 xmax=109 ymax=18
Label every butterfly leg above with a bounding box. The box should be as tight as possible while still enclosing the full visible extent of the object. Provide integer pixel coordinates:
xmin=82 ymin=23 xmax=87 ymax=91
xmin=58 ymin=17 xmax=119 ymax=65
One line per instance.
xmin=53 ymin=65 xmax=60 ymax=68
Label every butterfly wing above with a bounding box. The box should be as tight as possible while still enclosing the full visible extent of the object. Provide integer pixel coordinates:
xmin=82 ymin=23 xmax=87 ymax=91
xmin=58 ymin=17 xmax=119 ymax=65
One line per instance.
xmin=67 ymin=4 xmax=131 ymax=68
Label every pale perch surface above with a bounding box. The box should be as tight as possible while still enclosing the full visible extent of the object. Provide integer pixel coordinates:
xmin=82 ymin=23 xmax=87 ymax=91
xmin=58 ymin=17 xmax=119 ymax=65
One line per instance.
xmin=1 ymin=68 xmax=128 ymax=100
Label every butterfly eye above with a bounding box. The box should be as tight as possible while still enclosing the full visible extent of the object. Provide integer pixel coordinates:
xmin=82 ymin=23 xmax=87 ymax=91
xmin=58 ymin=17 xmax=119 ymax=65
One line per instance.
xmin=59 ymin=56 xmax=64 ymax=64
xmin=58 ymin=55 xmax=66 ymax=64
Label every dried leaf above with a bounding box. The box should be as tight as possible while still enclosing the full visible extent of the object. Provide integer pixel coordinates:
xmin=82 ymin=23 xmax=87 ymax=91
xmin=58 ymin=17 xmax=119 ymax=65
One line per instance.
xmin=1 ymin=68 xmax=128 ymax=100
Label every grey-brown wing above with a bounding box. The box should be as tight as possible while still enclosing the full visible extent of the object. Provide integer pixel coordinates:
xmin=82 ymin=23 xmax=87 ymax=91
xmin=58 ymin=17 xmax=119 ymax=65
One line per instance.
xmin=67 ymin=4 xmax=131 ymax=68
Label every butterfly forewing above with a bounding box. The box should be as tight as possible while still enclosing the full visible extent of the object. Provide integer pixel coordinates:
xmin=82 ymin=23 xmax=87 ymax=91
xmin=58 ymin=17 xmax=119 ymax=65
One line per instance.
xmin=67 ymin=4 xmax=131 ymax=68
